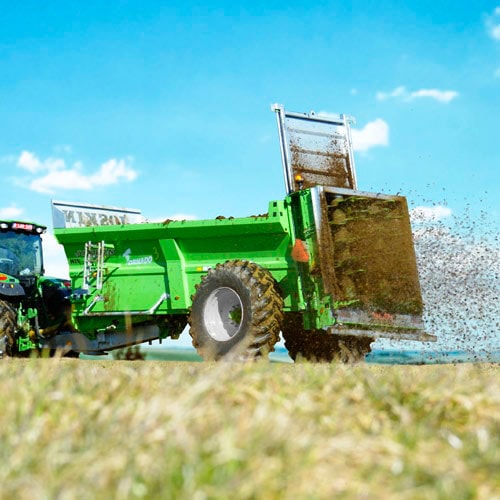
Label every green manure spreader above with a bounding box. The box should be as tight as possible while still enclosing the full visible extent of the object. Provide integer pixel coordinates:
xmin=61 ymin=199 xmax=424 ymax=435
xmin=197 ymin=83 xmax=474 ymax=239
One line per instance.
xmin=44 ymin=105 xmax=435 ymax=361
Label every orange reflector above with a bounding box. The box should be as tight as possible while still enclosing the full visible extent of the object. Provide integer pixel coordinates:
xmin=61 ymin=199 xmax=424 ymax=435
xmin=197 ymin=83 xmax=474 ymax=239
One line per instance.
xmin=0 ymin=273 xmax=8 ymax=281
xmin=291 ymin=239 xmax=310 ymax=262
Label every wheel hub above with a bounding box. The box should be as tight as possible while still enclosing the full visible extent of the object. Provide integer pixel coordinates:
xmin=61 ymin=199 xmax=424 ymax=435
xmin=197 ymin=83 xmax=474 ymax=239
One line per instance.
xmin=203 ymin=287 xmax=244 ymax=341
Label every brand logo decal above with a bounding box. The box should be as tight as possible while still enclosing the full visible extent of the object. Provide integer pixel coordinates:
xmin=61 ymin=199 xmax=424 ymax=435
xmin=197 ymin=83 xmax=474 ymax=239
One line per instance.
xmin=123 ymin=248 xmax=153 ymax=266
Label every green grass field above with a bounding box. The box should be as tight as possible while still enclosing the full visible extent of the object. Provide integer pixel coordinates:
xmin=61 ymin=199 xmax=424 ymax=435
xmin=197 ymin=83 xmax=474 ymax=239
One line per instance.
xmin=0 ymin=359 xmax=498 ymax=499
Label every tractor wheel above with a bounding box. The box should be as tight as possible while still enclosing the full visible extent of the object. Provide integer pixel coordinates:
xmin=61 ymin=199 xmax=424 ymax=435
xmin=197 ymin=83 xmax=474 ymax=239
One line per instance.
xmin=282 ymin=313 xmax=373 ymax=363
xmin=0 ymin=299 xmax=17 ymax=357
xmin=189 ymin=260 xmax=284 ymax=361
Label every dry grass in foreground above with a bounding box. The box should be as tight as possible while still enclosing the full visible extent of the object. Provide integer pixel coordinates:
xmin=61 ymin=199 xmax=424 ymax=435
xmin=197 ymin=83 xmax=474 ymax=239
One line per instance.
xmin=0 ymin=359 xmax=498 ymax=499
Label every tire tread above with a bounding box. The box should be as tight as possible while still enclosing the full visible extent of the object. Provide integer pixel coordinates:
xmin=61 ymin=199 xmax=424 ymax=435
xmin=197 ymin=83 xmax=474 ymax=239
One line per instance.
xmin=189 ymin=260 xmax=284 ymax=361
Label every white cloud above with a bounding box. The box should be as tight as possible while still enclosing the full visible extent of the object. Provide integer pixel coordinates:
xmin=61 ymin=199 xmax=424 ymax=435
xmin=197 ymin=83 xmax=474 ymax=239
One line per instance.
xmin=18 ymin=151 xmax=43 ymax=172
xmin=42 ymin=232 xmax=69 ymax=278
xmin=351 ymin=119 xmax=389 ymax=152
xmin=18 ymin=151 xmax=67 ymax=174
xmin=0 ymin=205 xmax=24 ymax=219
xmin=376 ymin=86 xmax=459 ymax=103
xmin=30 ymin=168 xmax=93 ymax=194
xmin=410 ymin=205 xmax=453 ymax=223
xmin=409 ymin=89 xmax=459 ymax=103
xmin=45 ymin=158 xmax=66 ymax=171
xmin=376 ymin=86 xmax=407 ymax=101
xmin=15 ymin=151 xmax=138 ymax=194
xmin=486 ymin=7 xmax=500 ymax=40
xmin=90 ymin=158 xmax=138 ymax=186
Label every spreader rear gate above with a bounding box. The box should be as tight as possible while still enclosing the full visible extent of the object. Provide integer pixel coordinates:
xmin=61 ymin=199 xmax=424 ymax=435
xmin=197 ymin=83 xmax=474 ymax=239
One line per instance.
xmin=311 ymin=186 xmax=428 ymax=338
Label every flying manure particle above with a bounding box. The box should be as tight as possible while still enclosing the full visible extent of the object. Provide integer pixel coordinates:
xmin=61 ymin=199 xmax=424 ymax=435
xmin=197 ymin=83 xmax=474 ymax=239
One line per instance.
xmin=374 ymin=191 xmax=499 ymax=362
xmin=411 ymin=200 xmax=499 ymax=361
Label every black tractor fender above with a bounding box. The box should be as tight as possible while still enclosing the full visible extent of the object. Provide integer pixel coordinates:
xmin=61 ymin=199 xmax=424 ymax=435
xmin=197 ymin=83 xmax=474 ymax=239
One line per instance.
xmin=0 ymin=282 xmax=25 ymax=299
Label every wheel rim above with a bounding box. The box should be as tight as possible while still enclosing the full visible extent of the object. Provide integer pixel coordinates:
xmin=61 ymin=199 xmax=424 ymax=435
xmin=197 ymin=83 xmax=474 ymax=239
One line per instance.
xmin=203 ymin=287 xmax=244 ymax=341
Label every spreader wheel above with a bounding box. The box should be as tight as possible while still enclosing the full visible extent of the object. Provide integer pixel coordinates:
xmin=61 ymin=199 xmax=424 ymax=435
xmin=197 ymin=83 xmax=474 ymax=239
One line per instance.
xmin=282 ymin=313 xmax=373 ymax=363
xmin=189 ymin=260 xmax=284 ymax=361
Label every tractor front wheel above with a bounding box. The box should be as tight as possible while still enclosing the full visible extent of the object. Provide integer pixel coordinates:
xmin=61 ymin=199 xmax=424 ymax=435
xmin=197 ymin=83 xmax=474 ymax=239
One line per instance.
xmin=0 ymin=299 xmax=17 ymax=358
xmin=189 ymin=260 xmax=283 ymax=361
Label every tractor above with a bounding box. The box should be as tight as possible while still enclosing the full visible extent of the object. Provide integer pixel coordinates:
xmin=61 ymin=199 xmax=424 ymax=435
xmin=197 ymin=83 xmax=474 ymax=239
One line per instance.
xmin=0 ymin=220 xmax=72 ymax=357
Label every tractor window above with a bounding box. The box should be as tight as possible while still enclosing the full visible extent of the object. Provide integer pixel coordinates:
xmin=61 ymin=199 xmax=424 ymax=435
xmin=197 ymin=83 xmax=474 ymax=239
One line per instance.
xmin=0 ymin=231 xmax=43 ymax=277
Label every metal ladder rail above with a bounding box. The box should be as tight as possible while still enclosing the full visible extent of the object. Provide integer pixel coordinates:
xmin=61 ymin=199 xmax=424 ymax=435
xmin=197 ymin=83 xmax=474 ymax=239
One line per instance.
xmin=83 ymin=241 xmax=106 ymax=291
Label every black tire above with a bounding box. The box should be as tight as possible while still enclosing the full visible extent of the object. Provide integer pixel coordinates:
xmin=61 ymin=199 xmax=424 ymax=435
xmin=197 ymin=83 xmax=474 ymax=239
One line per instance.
xmin=282 ymin=313 xmax=373 ymax=363
xmin=0 ymin=299 xmax=17 ymax=357
xmin=189 ymin=260 xmax=284 ymax=361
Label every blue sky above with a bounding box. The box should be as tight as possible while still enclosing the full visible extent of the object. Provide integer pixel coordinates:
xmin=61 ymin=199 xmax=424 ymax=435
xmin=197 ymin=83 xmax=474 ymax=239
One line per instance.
xmin=1 ymin=0 xmax=499 ymax=279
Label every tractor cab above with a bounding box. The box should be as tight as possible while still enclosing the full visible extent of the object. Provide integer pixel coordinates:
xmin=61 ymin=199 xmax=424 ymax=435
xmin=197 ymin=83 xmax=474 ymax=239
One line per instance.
xmin=0 ymin=221 xmax=45 ymax=279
